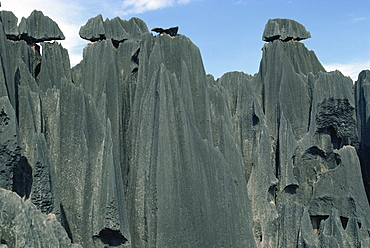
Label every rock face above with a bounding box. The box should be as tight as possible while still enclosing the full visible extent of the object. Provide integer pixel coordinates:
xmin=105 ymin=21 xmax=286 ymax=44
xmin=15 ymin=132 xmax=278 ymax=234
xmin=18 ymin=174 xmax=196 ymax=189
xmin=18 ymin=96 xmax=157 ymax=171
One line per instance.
xmin=18 ymin=10 xmax=65 ymax=42
xmin=263 ymin=18 xmax=311 ymax=41
xmin=0 ymin=11 xmax=19 ymax=40
xmin=0 ymin=189 xmax=81 ymax=247
xmin=1 ymin=12 xmax=370 ymax=248
xmin=355 ymin=70 xmax=370 ymax=203
xmin=79 ymin=14 xmax=148 ymax=45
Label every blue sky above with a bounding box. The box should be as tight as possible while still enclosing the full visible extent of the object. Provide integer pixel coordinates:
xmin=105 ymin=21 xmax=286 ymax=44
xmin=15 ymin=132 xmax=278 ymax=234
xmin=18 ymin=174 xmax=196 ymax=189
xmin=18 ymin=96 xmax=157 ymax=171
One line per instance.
xmin=4 ymin=0 xmax=370 ymax=80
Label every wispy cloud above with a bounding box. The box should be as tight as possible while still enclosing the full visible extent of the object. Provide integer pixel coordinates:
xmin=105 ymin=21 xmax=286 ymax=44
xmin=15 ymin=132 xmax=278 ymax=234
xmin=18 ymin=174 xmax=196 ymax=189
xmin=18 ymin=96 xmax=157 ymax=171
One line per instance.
xmin=351 ymin=16 xmax=370 ymax=23
xmin=120 ymin=0 xmax=194 ymax=15
xmin=323 ymin=60 xmax=370 ymax=81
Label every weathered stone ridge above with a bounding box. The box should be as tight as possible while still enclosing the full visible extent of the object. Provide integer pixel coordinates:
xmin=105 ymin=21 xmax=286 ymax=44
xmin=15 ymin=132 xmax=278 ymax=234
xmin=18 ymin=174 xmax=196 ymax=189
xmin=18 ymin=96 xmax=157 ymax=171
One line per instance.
xmin=0 ymin=11 xmax=370 ymax=248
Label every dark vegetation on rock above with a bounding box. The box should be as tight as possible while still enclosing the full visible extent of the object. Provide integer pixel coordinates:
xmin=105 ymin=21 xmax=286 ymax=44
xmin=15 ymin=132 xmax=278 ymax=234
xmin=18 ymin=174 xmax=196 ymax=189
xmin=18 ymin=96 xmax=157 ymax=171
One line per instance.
xmin=0 ymin=9 xmax=370 ymax=247
xmin=151 ymin=26 xmax=179 ymax=36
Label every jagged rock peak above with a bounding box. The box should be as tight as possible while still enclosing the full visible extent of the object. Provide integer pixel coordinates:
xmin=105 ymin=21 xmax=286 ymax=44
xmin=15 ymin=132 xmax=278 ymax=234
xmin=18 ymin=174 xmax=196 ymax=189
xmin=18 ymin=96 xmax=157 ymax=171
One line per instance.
xmin=151 ymin=26 xmax=179 ymax=36
xmin=79 ymin=14 xmax=105 ymax=41
xmin=79 ymin=14 xmax=149 ymax=43
xmin=262 ymin=18 xmax=311 ymax=42
xmin=0 ymin=10 xmax=19 ymax=40
xmin=18 ymin=10 xmax=65 ymax=43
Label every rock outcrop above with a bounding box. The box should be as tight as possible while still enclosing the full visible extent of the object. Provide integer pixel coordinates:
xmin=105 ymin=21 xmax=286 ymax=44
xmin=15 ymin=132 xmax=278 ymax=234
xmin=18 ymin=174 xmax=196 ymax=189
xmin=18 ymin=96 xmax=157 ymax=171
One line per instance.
xmin=263 ymin=18 xmax=311 ymax=41
xmin=18 ymin=10 xmax=65 ymax=42
xmin=79 ymin=14 xmax=148 ymax=47
xmin=0 ymin=11 xmax=370 ymax=248
xmin=0 ymin=11 xmax=18 ymax=40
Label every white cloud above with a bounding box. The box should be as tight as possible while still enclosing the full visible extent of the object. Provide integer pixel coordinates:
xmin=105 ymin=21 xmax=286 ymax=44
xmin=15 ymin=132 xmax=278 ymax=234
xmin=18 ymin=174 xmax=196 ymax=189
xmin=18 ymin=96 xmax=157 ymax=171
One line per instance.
xmin=120 ymin=0 xmax=193 ymax=15
xmin=323 ymin=60 xmax=370 ymax=81
xmin=351 ymin=16 xmax=370 ymax=23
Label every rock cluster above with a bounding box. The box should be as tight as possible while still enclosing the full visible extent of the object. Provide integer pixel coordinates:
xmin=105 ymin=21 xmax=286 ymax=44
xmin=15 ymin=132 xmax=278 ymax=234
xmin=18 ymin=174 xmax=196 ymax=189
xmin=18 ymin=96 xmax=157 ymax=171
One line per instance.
xmin=79 ymin=14 xmax=148 ymax=46
xmin=0 ymin=10 xmax=65 ymax=43
xmin=0 ymin=11 xmax=370 ymax=248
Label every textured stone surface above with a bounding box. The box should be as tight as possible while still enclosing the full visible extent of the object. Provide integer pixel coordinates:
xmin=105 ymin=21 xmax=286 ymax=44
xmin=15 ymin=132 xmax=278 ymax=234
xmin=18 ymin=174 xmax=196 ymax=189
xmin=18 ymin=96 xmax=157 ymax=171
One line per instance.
xmin=1 ymin=11 xmax=370 ymax=248
xmin=79 ymin=14 xmax=106 ymax=41
xmin=18 ymin=10 xmax=65 ymax=43
xmin=0 ymin=96 xmax=20 ymax=192
xmin=355 ymin=70 xmax=370 ymax=203
xmin=263 ymin=18 xmax=311 ymax=41
xmin=0 ymin=11 xmax=19 ymax=40
xmin=79 ymin=14 xmax=148 ymax=44
xmin=0 ymin=188 xmax=81 ymax=247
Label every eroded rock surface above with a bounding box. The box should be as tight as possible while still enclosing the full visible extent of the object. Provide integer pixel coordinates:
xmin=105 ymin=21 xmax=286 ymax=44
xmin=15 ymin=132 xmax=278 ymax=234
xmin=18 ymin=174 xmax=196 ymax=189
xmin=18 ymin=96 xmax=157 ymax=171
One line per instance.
xmin=18 ymin=10 xmax=65 ymax=43
xmin=0 ymin=189 xmax=81 ymax=247
xmin=263 ymin=18 xmax=311 ymax=41
xmin=79 ymin=14 xmax=148 ymax=47
xmin=0 ymin=11 xmax=369 ymax=248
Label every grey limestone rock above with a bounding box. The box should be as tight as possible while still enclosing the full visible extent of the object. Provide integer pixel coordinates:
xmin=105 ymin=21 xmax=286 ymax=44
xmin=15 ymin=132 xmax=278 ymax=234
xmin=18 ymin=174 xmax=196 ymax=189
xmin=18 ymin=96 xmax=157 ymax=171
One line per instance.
xmin=0 ymin=11 xmax=18 ymax=40
xmin=355 ymin=70 xmax=370 ymax=203
xmin=1 ymin=10 xmax=370 ymax=248
xmin=18 ymin=10 xmax=65 ymax=43
xmin=79 ymin=15 xmax=149 ymax=45
xmin=0 ymin=188 xmax=81 ymax=247
xmin=0 ymin=96 xmax=20 ymax=192
xmin=263 ymin=18 xmax=311 ymax=42
xmin=104 ymin=17 xmax=130 ymax=42
xmin=79 ymin=14 xmax=106 ymax=42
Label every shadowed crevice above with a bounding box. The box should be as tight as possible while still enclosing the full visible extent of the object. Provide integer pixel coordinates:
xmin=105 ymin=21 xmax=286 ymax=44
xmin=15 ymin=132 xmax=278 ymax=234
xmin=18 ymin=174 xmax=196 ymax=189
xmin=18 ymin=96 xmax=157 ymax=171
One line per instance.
xmin=93 ymin=228 xmax=128 ymax=246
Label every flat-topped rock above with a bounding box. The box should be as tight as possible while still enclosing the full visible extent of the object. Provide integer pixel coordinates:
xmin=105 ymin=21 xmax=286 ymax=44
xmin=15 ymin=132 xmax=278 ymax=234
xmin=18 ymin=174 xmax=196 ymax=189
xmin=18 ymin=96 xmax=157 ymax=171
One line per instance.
xmin=79 ymin=15 xmax=148 ymax=43
xmin=0 ymin=10 xmax=19 ymax=40
xmin=263 ymin=18 xmax=311 ymax=42
xmin=18 ymin=10 xmax=65 ymax=43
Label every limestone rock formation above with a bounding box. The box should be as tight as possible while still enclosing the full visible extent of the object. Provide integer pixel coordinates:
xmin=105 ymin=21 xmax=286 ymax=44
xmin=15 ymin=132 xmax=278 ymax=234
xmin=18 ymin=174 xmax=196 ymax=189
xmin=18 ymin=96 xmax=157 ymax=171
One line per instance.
xmin=355 ymin=70 xmax=370 ymax=202
xmin=0 ymin=11 xmax=370 ymax=248
xmin=18 ymin=10 xmax=65 ymax=43
xmin=79 ymin=14 xmax=148 ymax=46
xmin=0 ymin=189 xmax=81 ymax=247
xmin=79 ymin=14 xmax=106 ymax=42
xmin=0 ymin=11 xmax=18 ymax=40
xmin=263 ymin=18 xmax=311 ymax=41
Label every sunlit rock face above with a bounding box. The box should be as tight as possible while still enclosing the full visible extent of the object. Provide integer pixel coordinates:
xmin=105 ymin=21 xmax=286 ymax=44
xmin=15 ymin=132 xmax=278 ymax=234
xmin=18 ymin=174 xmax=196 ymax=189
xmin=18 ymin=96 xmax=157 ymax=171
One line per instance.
xmin=1 ymin=11 xmax=370 ymax=247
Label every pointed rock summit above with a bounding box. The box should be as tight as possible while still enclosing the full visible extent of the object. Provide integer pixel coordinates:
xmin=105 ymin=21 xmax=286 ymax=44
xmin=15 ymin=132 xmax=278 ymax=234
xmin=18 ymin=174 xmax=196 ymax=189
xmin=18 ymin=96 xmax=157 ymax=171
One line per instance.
xmin=262 ymin=18 xmax=311 ymax=42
